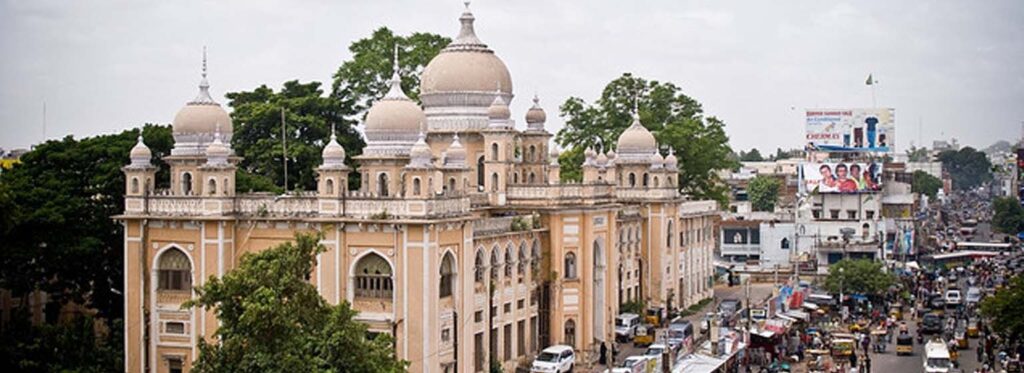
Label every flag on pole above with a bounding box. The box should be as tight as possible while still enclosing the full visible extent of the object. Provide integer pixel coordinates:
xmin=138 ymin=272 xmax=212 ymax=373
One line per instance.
xmin=865 ymin=74 xmax=874 ymax=85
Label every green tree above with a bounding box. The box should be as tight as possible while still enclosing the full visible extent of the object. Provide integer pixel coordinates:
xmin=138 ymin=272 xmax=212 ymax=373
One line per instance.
xmin=555 ymin=73 xmax=737 ymax=205
xmin=993 ymin=196 xmax=1024 ymax=234
xmin=937 ymin=147 xmax=992 ymax=191
xmin=823 ymin=259 xmax=895 ymax=296
xmin=228 ymin=81 xmax=364 ymax=191
xmin=0 ymin=313 xmax=123 ymax=372
xmin=187 ymin=233 xmax=406 ymax=373
xmin=911 ymin=170 xmax=943 ymax=199
xmin=981 ymin=275 xmax=1024 ymax=340
xmin=740 ymin=148 xmax=764 ymax=162
xmin=906 ymin=145 xmax=930 ymax=162
xmin=331 ymin=27 xmax=450 ymax=113
xmin=748 ymin=175 xmax=781 ymax=212
xmin=0 ymin=124 xmax=172 ymax=321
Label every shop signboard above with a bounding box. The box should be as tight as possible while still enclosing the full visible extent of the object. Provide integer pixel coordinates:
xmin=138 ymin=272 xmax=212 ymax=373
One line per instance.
xmin=805 ymin=108 xmax=895 ymax=153
xmin=800 ymin=162 xmax=884 ymax=193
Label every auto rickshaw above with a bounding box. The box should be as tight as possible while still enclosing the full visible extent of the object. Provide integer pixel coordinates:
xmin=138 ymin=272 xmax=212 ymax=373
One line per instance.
xmin=633 ymin=323 xmax=655 ymax=347
xmin=871 ymin=329 xmax=889 ymax=353
xmin=966 ymin=318 xmax=980 ymax=338
xmin=889 ymin=304 xmax=903 ymax=320
xmin=645 ymin=307 xmax=665 ymax=326
xmin=955 ymin=329 xmax=969 ymax=349
xmin=896 ymin=333 xmax=914 ymax=355
xmin=831 ymin=336 xmax=855 ymax=357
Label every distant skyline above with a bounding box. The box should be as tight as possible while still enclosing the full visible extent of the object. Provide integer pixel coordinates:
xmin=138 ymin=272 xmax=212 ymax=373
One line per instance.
xmin=1 ymin=0 xmax=1021 ymax=152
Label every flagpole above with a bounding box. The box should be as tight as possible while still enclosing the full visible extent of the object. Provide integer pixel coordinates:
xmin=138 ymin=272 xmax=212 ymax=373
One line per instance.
xmin=281 ymin=107 xmax=288 ymax=193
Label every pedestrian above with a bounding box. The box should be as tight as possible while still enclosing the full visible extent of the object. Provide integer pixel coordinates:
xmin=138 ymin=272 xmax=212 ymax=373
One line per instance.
xmin=850 ymin=351 xmax=857 ymax=368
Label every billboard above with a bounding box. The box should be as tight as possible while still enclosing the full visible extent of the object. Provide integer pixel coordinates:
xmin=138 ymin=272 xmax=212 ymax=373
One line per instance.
xmin=801 ymin=162 xmax=883 ymax=193
xmin=805 ymin=108 xmax=895 ymax=153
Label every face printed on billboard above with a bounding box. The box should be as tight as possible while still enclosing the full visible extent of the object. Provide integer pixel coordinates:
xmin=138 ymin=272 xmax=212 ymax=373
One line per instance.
xmin=805 ymin=108 xmax=895 ymax=153
xmin=802 ymin=162 xmax=883 ymax=193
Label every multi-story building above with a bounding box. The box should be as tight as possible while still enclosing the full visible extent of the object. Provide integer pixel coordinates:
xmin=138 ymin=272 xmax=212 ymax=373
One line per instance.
xmin=116 ymin=5 xmax=717 ymax=373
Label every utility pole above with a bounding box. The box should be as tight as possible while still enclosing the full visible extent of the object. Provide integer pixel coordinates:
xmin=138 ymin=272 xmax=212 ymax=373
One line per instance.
xmin=281 ymin=107 xmax=288 ymax=193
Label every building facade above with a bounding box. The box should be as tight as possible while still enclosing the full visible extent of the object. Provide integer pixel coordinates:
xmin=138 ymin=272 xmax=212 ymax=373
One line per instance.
xmin=117 ymin=5 xmax=717 ymax=373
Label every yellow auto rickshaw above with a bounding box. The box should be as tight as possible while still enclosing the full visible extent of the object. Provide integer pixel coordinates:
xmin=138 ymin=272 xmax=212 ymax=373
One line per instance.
xmin=645 ymin=307 xmax=665 ymax=326
xmin=967 ymin=319 xmax=980 ymax=338
xmin=896 ymin=333 xmax=913 ymax=355
xmin=955 ymin=329 xmax=969 ymax=349
xmin=633 ymin=324 xmax=655 ymax=347
xmin=889 ymin=304 xmax=903 ymax=320
xmin=831 ymin=336 xmax=855 ymax=357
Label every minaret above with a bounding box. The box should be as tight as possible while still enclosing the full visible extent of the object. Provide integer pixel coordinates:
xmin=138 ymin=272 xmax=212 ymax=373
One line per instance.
xmin=482 ymin=91 xmax=515 ymax=204
xmin=124 ymin=134 xmax=157 ymax=198
xmin=199 ymin=124 xmax=236 ymax=197
xmin=317 ymin=125 xmax=350 ymax=215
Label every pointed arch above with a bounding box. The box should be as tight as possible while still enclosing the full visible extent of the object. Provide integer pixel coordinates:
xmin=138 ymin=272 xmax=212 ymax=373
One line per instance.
xmin=353 ymin=252 xmax=393 ymax=299
xmin=440 ymin=252 xmax=456 ymax=298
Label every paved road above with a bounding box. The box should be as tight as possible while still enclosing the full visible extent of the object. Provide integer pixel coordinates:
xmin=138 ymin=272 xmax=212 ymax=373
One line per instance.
xmin=865 ymin=317 xmax=982 ymax=373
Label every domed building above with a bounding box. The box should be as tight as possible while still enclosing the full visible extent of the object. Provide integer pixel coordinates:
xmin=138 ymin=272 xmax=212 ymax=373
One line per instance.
xmin=119 ymin=4 xmax=718 ymax=373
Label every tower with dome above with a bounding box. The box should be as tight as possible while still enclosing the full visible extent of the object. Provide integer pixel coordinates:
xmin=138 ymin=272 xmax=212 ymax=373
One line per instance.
xmin=118 ymin=4 xmax=718 ymax=373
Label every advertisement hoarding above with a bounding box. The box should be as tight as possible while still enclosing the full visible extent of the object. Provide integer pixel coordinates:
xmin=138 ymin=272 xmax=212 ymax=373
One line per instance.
xmin=805 ymin=108 xmax=895 ymax=153
xmin=801 ymin=162 xmax=883 ymax=193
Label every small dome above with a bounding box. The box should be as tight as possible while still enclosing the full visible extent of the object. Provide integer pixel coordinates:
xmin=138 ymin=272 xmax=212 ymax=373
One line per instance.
xmin=616 ymin=113 xmax=657 ymax=155
xmin=408 ymin=132 xmax=433 ymax=168
xmin=204 ymin=129 xmax=231 ymax=165
xmin=487 ymin=94 xmax=511 ymax=121
xmin=365 ymin=71 xmax=425 ymax=134
xmin=129 ymin=135 xmax=152 ymax=167
xmin=664 ymin=149 xmax=678 ymax=168
xmin=420 ymin=4 xmax=512 ymax=96
xmin=321 ymin=128 xmax=346 ymax=167
xmin=649 ymin=152 xmax=664 ymax=169
xmin=596 ymin=152 xmax=609 ymax=167
xmin=549 ymin=146 xmax=560 ymax=166
xmin=444 ymin=134 xmax=467 ymax=167
xmin=525 ymin=95 xmax=546 ymax=128
xmin=173 ymin=74 xmax=233 ymax=138
xmin=584 ymin=147 xmax=596 ymax=159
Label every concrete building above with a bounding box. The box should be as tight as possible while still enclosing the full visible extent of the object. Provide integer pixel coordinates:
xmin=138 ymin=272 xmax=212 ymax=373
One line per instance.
xmin=116 ymin=5 xmax=717 ymax=373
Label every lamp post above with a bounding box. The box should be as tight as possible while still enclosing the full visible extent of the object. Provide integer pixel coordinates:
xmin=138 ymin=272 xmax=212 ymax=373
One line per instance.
xmin=839 ymin=267 xmax=846 ymax=323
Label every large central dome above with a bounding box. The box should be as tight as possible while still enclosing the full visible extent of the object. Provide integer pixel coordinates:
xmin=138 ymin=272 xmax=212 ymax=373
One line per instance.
xmin=420 ymin=3 xmax=513 ymax=133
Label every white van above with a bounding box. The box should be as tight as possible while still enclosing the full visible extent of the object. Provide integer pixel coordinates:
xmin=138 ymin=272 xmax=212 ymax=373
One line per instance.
xmin=923 ymin=340 xmax=951 ymax=373
xmin=532 ymin=345 xmax=575 ymax=373
xmin=615 ymin=313 xmax=641 ymax=341
xmin=945 ymin=289 xmax=962 ymax=307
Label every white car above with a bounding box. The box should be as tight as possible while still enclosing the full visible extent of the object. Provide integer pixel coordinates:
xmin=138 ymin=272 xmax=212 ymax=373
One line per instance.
xmin=643 ymin=343 xmax=668 ymax=370
xmin=532 ymin=345 xmax=575 ymax=373
xmin=608 ymin=355 xmax=652 ymax=373
xmin=615 ymin=313 xmax=641 ymax=341
xmin=965 ymin=287 xmax=982 ymax=304
xmin=945 ymin=289 xmax=962 ymax=307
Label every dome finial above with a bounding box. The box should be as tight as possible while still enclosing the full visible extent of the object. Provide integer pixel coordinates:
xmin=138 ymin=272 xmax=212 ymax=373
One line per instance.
xmin=383 ymin=45 xmax=410 ymax=100
xmin=202 ymin=46 xmax=208 ymax=80
xmin=454 ymin=0 xmax=483 ymax=46
xmin=191 ymin=47 xmax=216 ymax=104
xmin=330 ymin=122 xmax=337 ymax=141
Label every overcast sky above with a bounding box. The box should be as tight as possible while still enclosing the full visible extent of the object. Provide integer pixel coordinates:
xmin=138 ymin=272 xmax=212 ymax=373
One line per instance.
xmin=2 ymin=0 xmax=1022 ymax=153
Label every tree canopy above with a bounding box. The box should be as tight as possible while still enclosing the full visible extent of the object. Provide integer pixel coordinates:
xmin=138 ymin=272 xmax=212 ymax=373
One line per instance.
xmin=228 ymin=80 xmax=363 ymax=191
xmin=331 ymin=27 xmax=450 ymax=114
xmin=911 ymin=170 xmax=943 ymax=199
xmin=748 ymin=175 xmax=781 ymax=212
xmin=981 ymin=275 xmax=1024 ymax=341
xmin=739 ymin=148 xmax=764 ymax=162
xmin=555 ymin=73 xmax=737 ymax=206
xmin=823 ymin=259 xmax=896 ymax=296
xmin=0 ymin=124 xmax=172 ymax=320
xmin=937 ymin=147 xmax=992 ymax=191
xmin=993 ymin=196 xmax=1024 ymax=235
xmin=905 ymin=146 xmax=930 ymax=162
xmin=187 ymin=233 xmax=406 ymax=373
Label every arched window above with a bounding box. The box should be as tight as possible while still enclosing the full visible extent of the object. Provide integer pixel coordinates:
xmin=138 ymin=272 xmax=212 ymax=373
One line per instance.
xmin=130 ymin=177 xmax=139 ymax=194
xmin=491 ymin=173 xmax=499 ymax=192
xmin=413 ymin=177 xmax=422 ymax=196
xmin=529 ymin=145 xmax=536 ymax=162
xmin=181 ymin=172 xmax=193 ymax=195
xmin=564 ymin=319 xmax=576 ymax=346
xmin=513 ymin=172 xmax=519 ymax=184
xmin=157 ymin=249 xmax=191 ymax=291
xmin=448 ymin=177 xmax=457 ymax=194
xmin=653 ymin=176 xmax=660 ymax=188
xmin=208 ymin=178 xmax=217 ymax=195
xmin=354 ymin=253 xmax=393 ymax=299
xmin=474 ymin=249 xmax=486 ymax=283
xmin=440 ymin=253 xmax=455 ymax=298
xmin=668 ymin=176 xmax=675 ymax=186
xmin=564 ymin=252 xmax=577 ymax=279
xmin=642 ymin=173 xmax=649 ymax=187
xmin=491 ymin=143 xmax=500 ymax=161
xmin=667 ymin=220 xmax=674 ymax=248
xmin=505 ymin=246 xmax=514 ymax=278
xmin=781 ymin=238 xmax=791 ymax=249
xmin=477 ymin=156 xmax=485 ymax=188
xmin=628 ymin=173 xmax=636 ymax=187
xmin=529 ymin=172 xmax=536 ymax=184
xmin=326 ymin=178 xmax=335 ymax=195
xmin=491 ymin=247 xmax=501 ymax=281
xmin=377 ymin=173 xmax=389 ymax=197
xmin=223 ymin=177 xmax=230 ymax=195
